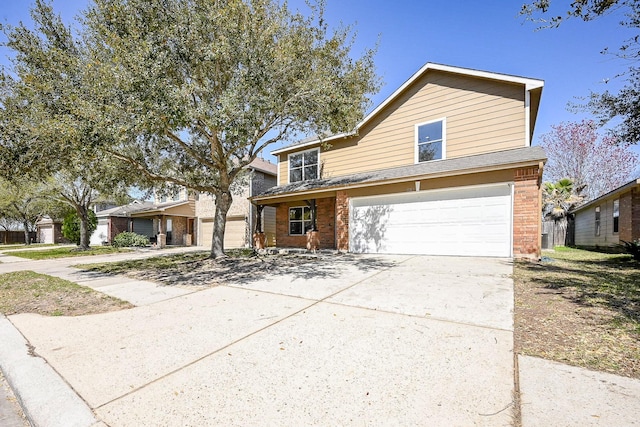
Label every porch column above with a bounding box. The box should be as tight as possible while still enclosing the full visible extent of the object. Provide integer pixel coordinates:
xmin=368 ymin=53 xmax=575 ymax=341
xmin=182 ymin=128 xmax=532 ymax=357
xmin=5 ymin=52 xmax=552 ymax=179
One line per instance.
xmin=336 ymin=191 xmax=349 ymax=252
xmin=157 ymin=215 xmax=166 ymax=248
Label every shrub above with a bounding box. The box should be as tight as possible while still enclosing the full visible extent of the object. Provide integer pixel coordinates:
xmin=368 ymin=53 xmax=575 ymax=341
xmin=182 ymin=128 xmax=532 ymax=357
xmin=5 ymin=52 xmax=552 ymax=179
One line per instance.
xmin=112 ymin=232 xmax=150 ymax=248
xmin=619 ymin=240 xmax=640 ymax=261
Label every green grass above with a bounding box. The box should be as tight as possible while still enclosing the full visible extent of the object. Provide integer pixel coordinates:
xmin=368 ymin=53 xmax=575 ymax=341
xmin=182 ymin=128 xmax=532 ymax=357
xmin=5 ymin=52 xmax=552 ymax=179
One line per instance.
xmin=0 ymin=270 xmax=132 ymax=316
xmin=0 ymin=243 xmax=56 ymax=251
xmin=77 ymin=251 xmax=211 ymax=274
xmin=7 ymin=246 xmax=131 ymax=260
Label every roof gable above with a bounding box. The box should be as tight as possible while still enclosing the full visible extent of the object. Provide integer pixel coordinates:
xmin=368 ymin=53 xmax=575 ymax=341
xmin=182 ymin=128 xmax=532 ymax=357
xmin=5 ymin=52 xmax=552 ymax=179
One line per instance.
xmin=272 ymin=62 xmax=544 ymax=156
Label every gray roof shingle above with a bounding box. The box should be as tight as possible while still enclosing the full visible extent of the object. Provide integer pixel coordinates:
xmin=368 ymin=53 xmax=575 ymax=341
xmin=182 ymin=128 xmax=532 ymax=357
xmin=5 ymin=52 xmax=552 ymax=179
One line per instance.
xmin=254 ymin=146 xmax=546 ymax=199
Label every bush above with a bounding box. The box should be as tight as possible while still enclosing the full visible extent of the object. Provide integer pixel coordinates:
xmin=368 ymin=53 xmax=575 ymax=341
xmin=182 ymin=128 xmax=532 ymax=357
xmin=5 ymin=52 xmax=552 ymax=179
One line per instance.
xmin=61 ymin=210 xmax=97 ymax=245
xmin=112 ymin=232 xmax=150 ymax=248
xmin=619 ymin=240 xmax=640 ymax=261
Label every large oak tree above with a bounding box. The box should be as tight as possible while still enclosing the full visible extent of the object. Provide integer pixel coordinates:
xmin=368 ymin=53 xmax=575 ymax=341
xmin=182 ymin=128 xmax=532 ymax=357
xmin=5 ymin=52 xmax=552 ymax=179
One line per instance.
xmin=2 ymin=0 xmax=379 ymax=258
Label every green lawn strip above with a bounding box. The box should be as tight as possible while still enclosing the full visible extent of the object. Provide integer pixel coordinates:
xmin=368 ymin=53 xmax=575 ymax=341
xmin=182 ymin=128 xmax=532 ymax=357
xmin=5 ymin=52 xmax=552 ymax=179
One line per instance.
xmin=76 ymin=251 xmax=211 ymax=274
xmin=6 ymin=246 xmax=131 ymax=260
xmin=0 ymin=271 xmax=132 ymax=316
xmin=0 ymin=243 xmax=56 ymax=251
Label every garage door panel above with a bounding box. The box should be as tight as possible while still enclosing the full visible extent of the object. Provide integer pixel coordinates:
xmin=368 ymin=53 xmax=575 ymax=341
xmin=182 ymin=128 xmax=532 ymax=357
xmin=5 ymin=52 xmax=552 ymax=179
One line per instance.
xmin=350 ymin=185 xmax=512 ymax=257
xmin=199 ymin=218 xmax=246 ymax=249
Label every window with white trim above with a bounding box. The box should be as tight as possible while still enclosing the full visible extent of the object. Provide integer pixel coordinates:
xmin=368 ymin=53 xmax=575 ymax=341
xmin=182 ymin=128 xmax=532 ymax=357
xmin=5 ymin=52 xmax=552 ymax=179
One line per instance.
xmin=289 ymin=206 xmax=312 ymax=235
xmin=289 ymin=149 xmax=319 ymax=183
xmin=416 ymin=119 xmax=444 ymax=162
xmin=595 ymin=206 xmax=601 ymax=236
xmin=613 ymin=199 xmax=619 ymax=233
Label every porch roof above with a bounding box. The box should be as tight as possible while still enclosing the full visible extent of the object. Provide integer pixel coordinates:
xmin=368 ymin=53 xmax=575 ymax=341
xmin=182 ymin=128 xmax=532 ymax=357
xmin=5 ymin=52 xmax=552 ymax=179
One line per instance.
xmin=252 ymin=146 xmax=546 ymax=203
xmin=129 ymin=200 xmax=195 ymax=218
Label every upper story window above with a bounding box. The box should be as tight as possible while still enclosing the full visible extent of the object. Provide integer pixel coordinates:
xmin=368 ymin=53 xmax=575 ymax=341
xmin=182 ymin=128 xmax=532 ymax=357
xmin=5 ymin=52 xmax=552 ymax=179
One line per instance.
xmin=289 ymin=149 xmax=319 ymax=183
xmin=613 ymin=199 xmax=619 ymax=233
xmin=415 ymin=118 xmax=445 ymax=163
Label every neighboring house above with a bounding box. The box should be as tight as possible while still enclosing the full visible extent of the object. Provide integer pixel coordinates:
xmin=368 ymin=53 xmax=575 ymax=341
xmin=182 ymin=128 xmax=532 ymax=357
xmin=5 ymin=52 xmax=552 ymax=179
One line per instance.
xmin=196 ymin=158 xmax=277 ymax=249
xmin=91 ymin=196 xmax=196 ymax=247
xmin=36 ymin=217 xmax=65 ymax=244
xmin=572 ymin=178 xmax=640 ymax=248
xmin=251 ymin=62 xmax=546 ymax=258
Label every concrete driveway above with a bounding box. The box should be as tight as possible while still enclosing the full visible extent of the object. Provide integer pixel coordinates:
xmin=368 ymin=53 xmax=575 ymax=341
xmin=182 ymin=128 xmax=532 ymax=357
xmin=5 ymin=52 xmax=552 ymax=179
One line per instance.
xmin=3 ymin=254 xmax=517 ymax=426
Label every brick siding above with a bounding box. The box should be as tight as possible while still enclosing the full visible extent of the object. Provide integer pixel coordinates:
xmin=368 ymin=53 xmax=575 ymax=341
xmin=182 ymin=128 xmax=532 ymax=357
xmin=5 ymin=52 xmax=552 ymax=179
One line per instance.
xmin=110 ymin=217 xmax=129 ymax=242
xmin=275 ymin=197 xmax=336 ymax=249
xmin=633 ymin=189 xmax=640 ymax=241
xmin=336 ymin=191 xmax=349 ymax=251
xmin=513 ymin=166 xmax=542 ymax=258
xmin=619 ymin=191 xmax=633 ymax=242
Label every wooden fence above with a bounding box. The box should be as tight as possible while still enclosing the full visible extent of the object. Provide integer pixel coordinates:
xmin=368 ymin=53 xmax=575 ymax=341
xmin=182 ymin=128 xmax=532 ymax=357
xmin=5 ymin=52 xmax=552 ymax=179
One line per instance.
xmin=0 ymin=231 xmax=37 ymax=245
xmin=542 ymin=218 xmax=575 ymax=249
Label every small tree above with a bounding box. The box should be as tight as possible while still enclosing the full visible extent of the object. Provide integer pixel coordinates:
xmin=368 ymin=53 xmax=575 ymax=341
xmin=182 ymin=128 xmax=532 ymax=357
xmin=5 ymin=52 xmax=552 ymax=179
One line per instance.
xmin=543 ymin=178 xmax=583 ymax=246
xmin=62 ymin=210 xmax=97 ymax=246
xmin=540 ymin=120 xmax=639 ymax=201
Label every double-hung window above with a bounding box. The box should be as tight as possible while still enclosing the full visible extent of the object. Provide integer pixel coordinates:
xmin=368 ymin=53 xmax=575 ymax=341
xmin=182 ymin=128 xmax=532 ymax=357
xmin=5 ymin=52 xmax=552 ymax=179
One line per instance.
xmin=289 ymin=149 xmax=319 ymax=183
xmin=289 ymin=206 xmax=312 ymax=235
xmin=613 ymin=199 xmax=619 ymax=233
xmin=416 ymin=119 xmax=445 ymax=163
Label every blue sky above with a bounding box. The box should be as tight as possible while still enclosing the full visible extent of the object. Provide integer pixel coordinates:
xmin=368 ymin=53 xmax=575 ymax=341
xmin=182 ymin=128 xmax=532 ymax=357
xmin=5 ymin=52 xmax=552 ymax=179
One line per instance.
xmin=1 ymin=0 xmax=637 ymax=163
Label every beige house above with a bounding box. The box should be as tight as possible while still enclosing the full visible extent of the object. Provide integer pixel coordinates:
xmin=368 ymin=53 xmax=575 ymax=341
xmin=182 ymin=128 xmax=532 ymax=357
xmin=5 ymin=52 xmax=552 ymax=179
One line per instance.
xmin=196 ymin=158 xmax=277 ymax=249
xmin=573 ymin=179 xmax=640 ymax=248
xmin=252 ymin=62 xmax=547 ymax=258
xmin=91 ymin=197 xmax=196 ymax=247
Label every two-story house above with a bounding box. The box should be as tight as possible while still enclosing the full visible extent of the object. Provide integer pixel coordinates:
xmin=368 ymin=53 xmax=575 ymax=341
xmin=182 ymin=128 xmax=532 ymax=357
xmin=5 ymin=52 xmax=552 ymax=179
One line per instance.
xmin=251 ymin=63 xmax=546 ymax=258
xmin=197 ymin=157 xmax=277 ymax=249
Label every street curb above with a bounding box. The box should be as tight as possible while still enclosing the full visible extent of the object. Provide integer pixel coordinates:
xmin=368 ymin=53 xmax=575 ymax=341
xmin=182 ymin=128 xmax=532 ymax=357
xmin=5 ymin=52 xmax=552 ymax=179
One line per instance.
xmin=0 ymin=316 xmax=96 ymax=427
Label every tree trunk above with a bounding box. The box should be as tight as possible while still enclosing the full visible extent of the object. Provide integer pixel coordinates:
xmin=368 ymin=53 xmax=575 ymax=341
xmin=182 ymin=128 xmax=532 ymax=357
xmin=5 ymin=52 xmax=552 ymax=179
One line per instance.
xmin=77 ymin=205 xmax=91 ymax=251
xmin=22 ymin=221 xmax=31 ymax=245
xmin=210 ymin=189 xmax=232 ymax=258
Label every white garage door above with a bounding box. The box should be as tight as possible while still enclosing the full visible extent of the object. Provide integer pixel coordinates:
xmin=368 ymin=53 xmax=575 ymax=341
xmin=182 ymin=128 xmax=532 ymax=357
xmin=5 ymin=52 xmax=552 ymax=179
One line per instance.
xmin=200 ymin=217 xmax=247 ymax=249
xmin=349 ymin=184 xmax=512 ymax=257
xmin=90 ymin=221 xmax=109 ymax=246
xmin=40 ymin=226 xmax=53 ymax=244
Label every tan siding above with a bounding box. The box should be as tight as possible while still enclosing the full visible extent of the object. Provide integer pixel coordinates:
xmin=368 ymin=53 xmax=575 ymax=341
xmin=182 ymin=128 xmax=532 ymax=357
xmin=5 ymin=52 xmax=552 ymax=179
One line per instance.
xmin=344 ymin=170 xmax=514 ymax=199
xmin=281 ymin=70 xmax=526 ymax=182
xmin=575 ymin=198 xmax=620 ymax=247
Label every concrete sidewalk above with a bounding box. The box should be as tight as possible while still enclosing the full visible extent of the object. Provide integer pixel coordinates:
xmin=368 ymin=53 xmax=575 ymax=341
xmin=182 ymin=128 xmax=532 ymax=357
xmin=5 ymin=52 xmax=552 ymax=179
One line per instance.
xmin=0 ymin=251 xmax=638 ymax=426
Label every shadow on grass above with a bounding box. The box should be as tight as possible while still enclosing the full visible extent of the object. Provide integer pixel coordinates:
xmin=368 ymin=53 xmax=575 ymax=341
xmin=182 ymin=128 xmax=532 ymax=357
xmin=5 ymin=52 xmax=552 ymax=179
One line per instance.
xmin=519 ymin=256 xmax=640 ymax=326
xmin=78 ymin=252 xmax=397 ymax=288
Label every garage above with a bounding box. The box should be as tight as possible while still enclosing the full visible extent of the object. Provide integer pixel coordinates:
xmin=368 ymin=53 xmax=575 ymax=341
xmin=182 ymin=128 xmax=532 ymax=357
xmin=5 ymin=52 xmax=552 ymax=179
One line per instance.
xmin=199 ymin=217 xmax=247 ymax=249
xmin=39 ymin=226 xmax=53 ymax=244
xmin=90 ymin=220 xmax=109 ymax=246
xmin=349 ymin=184 xmax=512 ymax=257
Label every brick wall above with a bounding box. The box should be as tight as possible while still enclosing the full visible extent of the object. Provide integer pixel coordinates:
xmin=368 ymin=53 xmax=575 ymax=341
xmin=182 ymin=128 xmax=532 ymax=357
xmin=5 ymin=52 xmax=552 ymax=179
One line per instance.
xmin=619 ymin=191 xmax=633 ymax=242
xmin=170 ymin=217 xmax=188 ymax=245
xmin=110 ymin=217 xmax=129 ymax=241
xmin=632 ymin=188 xmax=640 ymax=241
xmin=275 ymin=197 xmax=336 ymax=249
xmin=336 ymin=191 xmax=349 ymax=251
xmin=513 ymin=166 xmax=542 ymax=259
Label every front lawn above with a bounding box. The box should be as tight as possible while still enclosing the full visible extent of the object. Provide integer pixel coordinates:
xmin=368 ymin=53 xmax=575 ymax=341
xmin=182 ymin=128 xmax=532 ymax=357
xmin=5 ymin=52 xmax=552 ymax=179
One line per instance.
xmin=0 ymin=243 xmax=55 ymax=251
xmin=514 ymin=247 xmax=640 ymax=378
xmin=0 ymin=271 xmax=133 ymax=316
xmin=6 ymin=246 xmax=131 ymax=260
